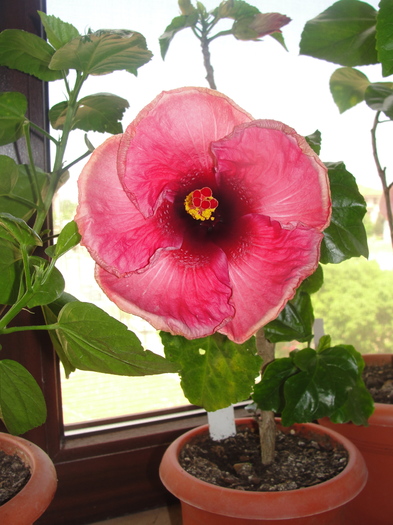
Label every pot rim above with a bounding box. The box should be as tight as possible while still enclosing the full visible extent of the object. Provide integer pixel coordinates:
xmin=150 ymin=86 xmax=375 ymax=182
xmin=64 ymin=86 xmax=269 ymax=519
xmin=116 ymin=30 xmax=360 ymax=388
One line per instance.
xmin=0 ymin=432 xmax=57 ymax=523
xmin=362 ymin=354 xmax=393 ymax=426
xmin=159 ymin=417 xmax=367 ymax=520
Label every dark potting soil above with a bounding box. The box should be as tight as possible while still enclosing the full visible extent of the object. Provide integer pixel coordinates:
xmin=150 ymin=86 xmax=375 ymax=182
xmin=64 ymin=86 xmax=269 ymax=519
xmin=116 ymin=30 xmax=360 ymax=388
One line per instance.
xmin=363 ymin=362 xmax=393 ymax=404
xmin=0 ymin=450 xmax=30 ymax=505
xmin=179 ymin=425 xmax=348 ymax=492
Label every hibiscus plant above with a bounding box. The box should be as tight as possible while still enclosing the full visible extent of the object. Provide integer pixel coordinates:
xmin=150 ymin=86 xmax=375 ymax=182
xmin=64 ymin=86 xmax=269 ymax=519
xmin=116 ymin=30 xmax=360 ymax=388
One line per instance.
xmin=0 ymin=1 xmax=374 ymax=465
xmin=300 ymin=0 xmax=393 ymax=248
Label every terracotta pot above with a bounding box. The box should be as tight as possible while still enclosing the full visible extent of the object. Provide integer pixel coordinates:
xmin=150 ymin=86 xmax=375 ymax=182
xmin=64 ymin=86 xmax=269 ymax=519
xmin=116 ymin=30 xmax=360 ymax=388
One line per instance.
xmin=159 ymin=418 xmax=367 ymax=524
xmin=319 ymin=353 xmax=393 ymax=525
xmin=0 ymin=432 xmax=57 ymax=525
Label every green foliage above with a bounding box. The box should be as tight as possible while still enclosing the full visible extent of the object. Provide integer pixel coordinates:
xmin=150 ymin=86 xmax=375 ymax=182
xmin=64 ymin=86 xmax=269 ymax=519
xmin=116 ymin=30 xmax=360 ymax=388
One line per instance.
xmin=49 ymin=94 xmax=129 ymax=134
xmin=0 ymin=360 xmax=47 ymax=435
xmin=160 ymin=0 xmax=290 ymax=60
xmin=0 ymin=92 xmax=27 ymax=146
xmin=299 ymin=0 xmax=378 ymax=67
xmin=330 ymin=67 xmax=370 ymax=113
xmin=253 ymin=338 xmax=374 ymax=427
xmin=161 ymin=331 xmax=261 ymax=411
xmin=376 ymin=0 xmax=393 ymax=77
xmin=321 ymin=162 xmax=369 ymax=264
xmin=49 ymin=30 xmax=152 ymax=76
xmin=313 ymin=258 xmax=393 ymax=354
xmin=57 ymin=302 xmax=177 ymax=376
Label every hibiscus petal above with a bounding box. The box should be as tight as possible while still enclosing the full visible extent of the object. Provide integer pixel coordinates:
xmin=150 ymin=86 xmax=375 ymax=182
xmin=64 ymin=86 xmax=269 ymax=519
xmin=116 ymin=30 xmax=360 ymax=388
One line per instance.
xmin=212 ymin=120 xmax=331 ymax=230
xmin=95 ymin=243 xmax=235 ymax=339
xmin=75 ymin=134 xmax=183 ymax=276
xmin=217 ymin=214 xmax=323 ymax=344
xmin=117 ymin=87 xmax=252 ymax=217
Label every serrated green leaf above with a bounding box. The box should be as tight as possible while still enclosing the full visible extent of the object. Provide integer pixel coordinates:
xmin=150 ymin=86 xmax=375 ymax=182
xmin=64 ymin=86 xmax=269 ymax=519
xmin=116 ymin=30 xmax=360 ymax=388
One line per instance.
xmin=252 ymin=357 xmax=297 ymax=413
xmin=0 ymin=360 xmax=47 ymax=435
xmin=50 ymin=30 xmax=152 ymax=76
xmin=281 ymin=346 xmax=359 ymax=425
xmin=305 ymin=130 xmax=322 ymax=155
xmin=300 ymin=0 xmax=378 ymax=67
xmin=0 ymin=164 xmax=49 ymax=222
xmin=330 ymin=376 xmax=374 ymax=425
xmin=37 ymin=10 xmax=80 ymax=50
xmin=300 ymin=264 xmax=324 ymax=295
xmin=50 ymin=94 xmax=129 ymax=134
xmin=45 ymin=220 xmax=81 ymax=259
xmin=27 ymin=256 xmax=65 ymax=308
xmin=159 ymin=12 xmax=199 ymax=59
xmin=320 ymin=162 xmax=368 ymax=264
xmin=214 ymin=0 xmax=260 ymax=20
xmin=264 ymin=290 xmax=314 ymax=344
xmin=376 ymin=0 xmax=393 ymax=77
xmin=0 ymin=92 xmax=27 ymax=146
xmin=57 ymin=302 xmax=176 ymax=375
xmin=315 ymin=334 xmax=332 ymax=353
xmin=330 ymin=67 xmax=370 ymax=113
xmin=0 ymin=29 xmax=63 ymax=81
xmin=0 ymin=240 xmax=22 ymax=305
xmin=161 ymin=332 xmax=261 ymax=411
xmin=0 ymin=213 xmax=42 ymax=247
xmin=365 ymin=82 xmax=393 ymax=119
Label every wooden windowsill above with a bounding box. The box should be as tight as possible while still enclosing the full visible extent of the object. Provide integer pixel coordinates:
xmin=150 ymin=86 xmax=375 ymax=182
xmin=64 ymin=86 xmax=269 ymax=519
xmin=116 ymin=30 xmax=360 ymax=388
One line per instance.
xmin=88 ymin=504 xmax=182 ymax=525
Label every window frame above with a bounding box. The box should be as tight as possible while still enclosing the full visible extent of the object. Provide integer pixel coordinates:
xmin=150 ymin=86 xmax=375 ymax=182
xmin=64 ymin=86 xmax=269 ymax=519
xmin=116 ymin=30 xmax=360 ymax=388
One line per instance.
xmin=0 ymin=3 xmax=251 ymax=523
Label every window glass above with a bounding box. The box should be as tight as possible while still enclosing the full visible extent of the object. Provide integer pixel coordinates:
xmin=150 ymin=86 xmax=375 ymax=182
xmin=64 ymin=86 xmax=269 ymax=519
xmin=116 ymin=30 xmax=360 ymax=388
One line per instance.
xmin=47 ymin=0 xmax=388 ymax=425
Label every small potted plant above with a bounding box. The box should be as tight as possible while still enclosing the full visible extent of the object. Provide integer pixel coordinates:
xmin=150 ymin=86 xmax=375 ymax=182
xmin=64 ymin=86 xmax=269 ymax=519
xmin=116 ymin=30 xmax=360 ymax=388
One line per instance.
xmin=73 ymin=2 xmax=373 ymax=521
xmin=300 ymin=2 xmax=393 ymax=523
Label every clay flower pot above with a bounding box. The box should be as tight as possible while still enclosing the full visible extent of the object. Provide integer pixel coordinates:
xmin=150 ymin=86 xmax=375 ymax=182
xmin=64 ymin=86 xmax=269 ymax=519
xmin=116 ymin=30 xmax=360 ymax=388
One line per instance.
xmin=319 ymin=353 xmax=393 ymax=525
xmin=0 ymin=433 xmax=57 ymax=525
xmin=159 ymin=418 xmax=367 ymax=525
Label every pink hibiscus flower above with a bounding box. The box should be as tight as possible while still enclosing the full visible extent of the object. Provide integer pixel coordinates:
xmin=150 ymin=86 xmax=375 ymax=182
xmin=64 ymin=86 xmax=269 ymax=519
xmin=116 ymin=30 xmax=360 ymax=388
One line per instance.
xmin=75 ymin=87 xmax=331 ymax=344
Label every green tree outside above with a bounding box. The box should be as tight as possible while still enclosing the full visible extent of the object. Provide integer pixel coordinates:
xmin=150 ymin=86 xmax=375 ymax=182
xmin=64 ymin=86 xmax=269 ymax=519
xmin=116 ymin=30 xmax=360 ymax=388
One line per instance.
xmin=313 ymin=258 xmax=393 ymax=354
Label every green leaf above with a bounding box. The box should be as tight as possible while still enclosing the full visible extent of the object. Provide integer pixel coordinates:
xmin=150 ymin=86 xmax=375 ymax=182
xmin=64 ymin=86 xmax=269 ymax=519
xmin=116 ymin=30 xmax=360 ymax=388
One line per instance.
xmin=0 ymin=156 xmax=18 ymax=193
xmin=214 ymin=0 xmax=260 ymax=20
xmin=330 ymin=376 xmax=374 ymax=425
xmin=320 ymin=162 xmax=368 ymax=264
xmin=161 ymin=332 xmax=261 ymax=411
xmin=305 ymin=130 xmax=322 ymax=155
xmin=365 ymin=82 xmax=393 ymax=119
xmin=252 ymin=357 xmax=297 ymax=413
xmin=57 ymin=302 xmax=176 ymax=375
xmin=159 ymin=12 xmax=199 ymax=59
xmin=42 ymin=293 xmax=78 ymax=379
xmin=50 ymin=93 xmax=129 ymax=134
xmin=299 ymin=0 xmax=378 ymax=67
xmin=0 ymin=240 xmax=22 ymax=305
xmin=300 ymin=264 xmax=324 ymax=295
xmin=316 ymin=334 xmax=332 ymax=353
xmin=281 ymin=345 xmax=359 ymax=425
xmin=37 ymin=11 xmax=80 ymax=50
xmin=0 ymin=163 xmax=49 ymax=222
xmin=0 ymin=29 xmax=63 ymax=81
xmin=376 ymin=0 xmax=393 ymax=77
xmin=264 ymin=289 xmax=314 ymax=344
xmin=0 ymin=92 xmax=27 ymax=146
xmin=45 ymin=220 xmax=81 ymax=259
xmin=0 ymin=213 xmax=42 ymax=247
xmin=50 ymin=30 xmax=152 ymax=76
xmin=0 ymin=360 xmax=47 ymax=435
xmin=26 ymin=256 xmax=65 ymax=308
xmin=330 ymin=67 xmax=370 ymax=113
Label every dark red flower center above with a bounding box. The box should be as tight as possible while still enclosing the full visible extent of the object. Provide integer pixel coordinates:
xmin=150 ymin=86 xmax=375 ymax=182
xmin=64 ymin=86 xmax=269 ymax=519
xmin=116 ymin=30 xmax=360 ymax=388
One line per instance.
xmin=184 ymin=187 xmax=219 ymax=221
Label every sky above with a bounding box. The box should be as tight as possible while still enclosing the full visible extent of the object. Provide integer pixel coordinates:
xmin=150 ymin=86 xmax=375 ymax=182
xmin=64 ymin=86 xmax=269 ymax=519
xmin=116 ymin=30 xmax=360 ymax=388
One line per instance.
xmin=46 ymin=0 xmax=387 ymax=197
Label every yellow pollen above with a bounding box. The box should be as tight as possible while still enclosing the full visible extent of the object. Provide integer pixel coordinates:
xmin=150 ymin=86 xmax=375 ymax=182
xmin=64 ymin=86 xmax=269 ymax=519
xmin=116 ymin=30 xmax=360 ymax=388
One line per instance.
xmin=184 ymin=187 xmax=219 ymax=221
